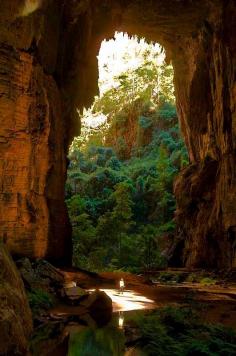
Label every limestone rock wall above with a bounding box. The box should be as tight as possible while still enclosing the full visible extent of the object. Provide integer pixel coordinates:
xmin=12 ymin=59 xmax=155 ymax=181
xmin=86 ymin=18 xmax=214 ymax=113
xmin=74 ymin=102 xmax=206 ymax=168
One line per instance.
xmin=173 ymin=0 xmax=236 ymax=268
xmin=0 ymin=0 xmax=71 ymax=263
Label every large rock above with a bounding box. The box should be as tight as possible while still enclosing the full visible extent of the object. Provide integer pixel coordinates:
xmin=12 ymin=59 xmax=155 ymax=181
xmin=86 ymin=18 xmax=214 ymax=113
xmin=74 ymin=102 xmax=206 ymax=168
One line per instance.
xmin=81 ymin=290 xmax=113 ymax=327
xmin=62 ymin=285 xmax=88 ymax=304
xmin=0 ymin=244 xmax=32 ymax=355
xmin=81 ymin=290 xmax=112 ymax=311
xmin=34 ymin=259 xmax=65 ymax=286
xmin=16 ymin=258 xmax=65 ymax=291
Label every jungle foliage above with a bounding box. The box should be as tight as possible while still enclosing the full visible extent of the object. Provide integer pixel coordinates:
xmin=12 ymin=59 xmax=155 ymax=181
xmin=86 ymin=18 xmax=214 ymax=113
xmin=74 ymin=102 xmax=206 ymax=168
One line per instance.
xmin=66 ymin=34 xmax=188 ymax=272
xmin=135 ymin=306 xmax=236 ymax=356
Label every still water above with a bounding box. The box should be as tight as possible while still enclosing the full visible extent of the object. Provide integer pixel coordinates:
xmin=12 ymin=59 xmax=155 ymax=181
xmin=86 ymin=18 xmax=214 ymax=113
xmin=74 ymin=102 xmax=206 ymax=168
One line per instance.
xmin=31 ymin=289 xmax=155 ymax=356
xmin=67 ymin=310 xmax=146 ymax=356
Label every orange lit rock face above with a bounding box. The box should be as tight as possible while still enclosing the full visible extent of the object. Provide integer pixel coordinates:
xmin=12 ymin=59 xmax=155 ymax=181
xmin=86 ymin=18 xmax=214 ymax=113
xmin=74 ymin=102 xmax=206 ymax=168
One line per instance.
xmin=0 ymin=48 xmax=48 ymax=258
xmin=0 ymin=44 xmax=70 ymax=263
xmin=0 ymin=0 xmax=235 ymax=268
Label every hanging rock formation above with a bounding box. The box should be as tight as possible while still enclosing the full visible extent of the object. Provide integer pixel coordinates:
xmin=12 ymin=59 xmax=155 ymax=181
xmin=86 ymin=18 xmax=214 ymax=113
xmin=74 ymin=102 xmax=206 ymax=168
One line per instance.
xmin=0 ymin=0 xmax=235 ymax=270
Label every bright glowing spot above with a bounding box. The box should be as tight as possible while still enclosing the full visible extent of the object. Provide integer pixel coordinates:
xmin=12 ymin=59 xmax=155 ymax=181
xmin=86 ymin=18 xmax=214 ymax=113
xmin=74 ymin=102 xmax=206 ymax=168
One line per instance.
xmin=118 ymin=312 xmax=124 ymax=329
xmin=78 ymin=109 xmax=107 ymax=129
xmin=71 ymin=32 xmax=170 ymax=154
xmin=89 ymin=289 xmax=155 ymax=312
xmin=64 ymin=281 xmax=77 ymax=288
xmin=21 ymin=0 xmax=42 ymax=17
xmin=98 ymin=32 xmax=165 ymax=94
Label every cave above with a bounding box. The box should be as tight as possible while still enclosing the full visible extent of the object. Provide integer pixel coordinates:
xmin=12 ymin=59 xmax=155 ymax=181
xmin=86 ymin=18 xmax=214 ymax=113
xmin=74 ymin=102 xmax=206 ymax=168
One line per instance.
xmin=0 ymin=0 xmax=236 ymax=270
xmin=1 ymin=0 xmax=236 ymax=353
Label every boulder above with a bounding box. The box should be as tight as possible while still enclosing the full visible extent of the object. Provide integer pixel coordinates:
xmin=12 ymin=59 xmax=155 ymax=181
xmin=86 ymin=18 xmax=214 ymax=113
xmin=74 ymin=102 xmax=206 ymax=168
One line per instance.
xmin=16 ymin=257 xmax=39 ymax=289
xmin=34 ymin=259 xmax=65 ymax=287
xmin=62 ymin=286 xmax=89 ymax=304
xmin=80 ymin=290 xmax=113 ymax=326
xmin=80 ymin=290 xmax=112 ymax=310
xmin=17 ymin=258 xmax=65 ymax=291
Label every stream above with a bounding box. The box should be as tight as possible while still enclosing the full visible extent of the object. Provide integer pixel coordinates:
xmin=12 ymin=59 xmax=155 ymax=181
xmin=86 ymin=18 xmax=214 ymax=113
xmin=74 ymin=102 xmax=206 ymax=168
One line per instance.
xmin=30 ymin=289 xmax=156 ymax=356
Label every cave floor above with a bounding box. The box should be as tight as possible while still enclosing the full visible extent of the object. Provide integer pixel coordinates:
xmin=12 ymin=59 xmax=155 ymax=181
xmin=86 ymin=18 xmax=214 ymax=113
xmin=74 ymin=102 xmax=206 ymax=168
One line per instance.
xmin=58 ymin=268 xmax=236 ymax=330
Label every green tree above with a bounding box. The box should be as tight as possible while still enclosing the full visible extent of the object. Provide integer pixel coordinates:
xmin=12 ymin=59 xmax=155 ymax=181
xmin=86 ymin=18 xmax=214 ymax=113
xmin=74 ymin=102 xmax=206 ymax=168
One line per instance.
xmin=96 ymin=182 xmax=134 ymax=268
xmin=112 ymin=182 xmax=134 ymax=266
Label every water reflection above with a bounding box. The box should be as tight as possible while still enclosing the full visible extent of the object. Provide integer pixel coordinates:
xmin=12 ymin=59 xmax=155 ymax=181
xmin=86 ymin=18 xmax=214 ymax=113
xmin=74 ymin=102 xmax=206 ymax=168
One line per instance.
xmin=31 ymin=289 xmax=155 ymax=355
xmin=68 ymin=321 xmax=126 ymax=356
xmin=67 ymin=311 xmax=146 ymax=356
xmin=89 ymin=289 xmax=155 ymax=312
xmin=66 ymin=290 xmax=155 ymax=355
xmin=118 ymin=311 xmax=124 ymax=329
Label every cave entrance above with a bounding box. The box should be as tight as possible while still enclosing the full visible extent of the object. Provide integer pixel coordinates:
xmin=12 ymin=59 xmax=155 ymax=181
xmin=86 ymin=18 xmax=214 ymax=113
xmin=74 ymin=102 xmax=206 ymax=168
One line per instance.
xmin=65 ymin=32 xmax=188 ymax=272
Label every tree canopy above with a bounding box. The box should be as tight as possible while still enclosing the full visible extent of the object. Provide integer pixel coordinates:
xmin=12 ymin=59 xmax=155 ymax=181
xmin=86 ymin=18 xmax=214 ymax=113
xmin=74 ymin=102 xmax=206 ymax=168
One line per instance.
xmin=66 ymin=33 xmax=188 ymax=272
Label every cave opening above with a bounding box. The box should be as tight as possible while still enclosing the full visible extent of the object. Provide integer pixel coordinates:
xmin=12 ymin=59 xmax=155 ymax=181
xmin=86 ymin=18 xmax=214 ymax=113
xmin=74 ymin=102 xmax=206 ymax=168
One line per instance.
xmin=65 ymin=32 xmax=188 ymax=272
xmin=1 ymin=1 xmax=234 ymax=270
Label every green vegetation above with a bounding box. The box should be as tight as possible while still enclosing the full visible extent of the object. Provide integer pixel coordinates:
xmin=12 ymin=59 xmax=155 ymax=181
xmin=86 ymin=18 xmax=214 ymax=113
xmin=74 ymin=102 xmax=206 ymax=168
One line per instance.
xmin=136 ymin=307 xmax=236 ymax=356
xmin=199 ymin=277 xmax=217 ymax=286
xmin=27 ymin=288 xmax=54 ymax=316
xmin=153 ymin=271 xmax=218 ymax=285
xmin=66 ymin=33 xmax=188 ymax=272
xmin=157 ymin=271 xmax=185 ymax=284
xmin=186 ymin=273 xmax=218 ymax=285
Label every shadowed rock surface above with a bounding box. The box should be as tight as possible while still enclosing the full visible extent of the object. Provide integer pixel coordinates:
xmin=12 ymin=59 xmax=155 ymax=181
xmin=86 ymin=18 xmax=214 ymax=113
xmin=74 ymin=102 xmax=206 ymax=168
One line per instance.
xmin=0 ymin=244 xmax=32 ymax=355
